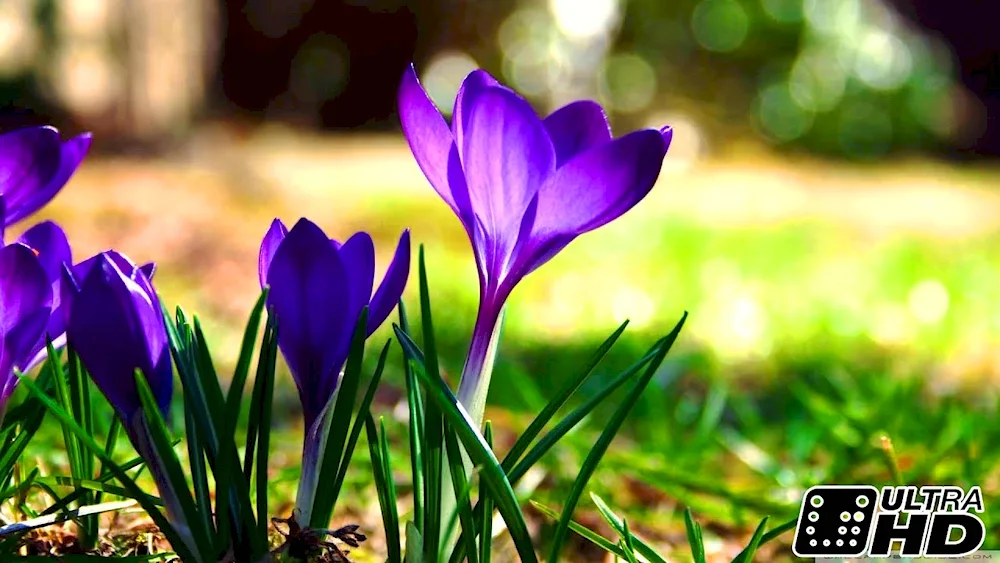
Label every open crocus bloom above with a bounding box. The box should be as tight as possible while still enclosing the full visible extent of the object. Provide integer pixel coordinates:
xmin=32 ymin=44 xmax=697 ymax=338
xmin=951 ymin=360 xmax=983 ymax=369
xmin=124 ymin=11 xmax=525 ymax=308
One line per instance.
xmin=397 ymin=63 xmax=672 ymax=422
xmin=258 ymin=217 xmax=410 ymax=524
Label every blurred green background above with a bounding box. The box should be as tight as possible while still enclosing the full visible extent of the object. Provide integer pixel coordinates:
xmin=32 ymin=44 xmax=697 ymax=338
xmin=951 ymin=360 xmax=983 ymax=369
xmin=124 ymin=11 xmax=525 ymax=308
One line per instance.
xmin=3 ymin=0 xmax=1000 ymax=559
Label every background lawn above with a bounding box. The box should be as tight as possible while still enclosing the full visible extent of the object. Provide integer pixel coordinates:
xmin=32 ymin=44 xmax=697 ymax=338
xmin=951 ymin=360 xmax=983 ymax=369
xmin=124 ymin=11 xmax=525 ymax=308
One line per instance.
xmin=9 ymin=131 xmax=1000 ymax=561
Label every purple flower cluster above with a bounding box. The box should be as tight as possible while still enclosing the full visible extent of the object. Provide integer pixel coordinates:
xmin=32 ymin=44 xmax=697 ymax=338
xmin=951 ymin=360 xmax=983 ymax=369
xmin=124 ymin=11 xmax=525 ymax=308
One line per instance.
xmin=0 ymin=62 xmax=671 ymax=538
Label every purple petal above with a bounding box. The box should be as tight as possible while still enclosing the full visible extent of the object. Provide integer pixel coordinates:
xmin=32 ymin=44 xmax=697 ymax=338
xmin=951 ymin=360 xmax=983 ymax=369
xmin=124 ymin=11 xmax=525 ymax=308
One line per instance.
xmin=543 ymin=101 xmax=613 ymax=167
xmin=531 ymin=129 xmax=667 ymax=239
xmin=0 ymin=308 xmax=51 ymax=403
xmin=3 ymin=131 xmax=91 ymax=226
xmin=0 ymin=127 xmax=62 ymax=224
xmin=398 ymin=64 xmax=464 ymax=216
xmin=266 ymin=218 xmax=352 ymax=429
xmin=67 ymin=255 xmax=171 ymax=420
xmin=139 ymin=262 xmax=155 ymax=279
xmin=0 ymin=244 xmax=52 ymax=401
xmin=258 ymin=218 xmax=288 ymax=288
xmin=337 ymin=231 xmax=376 ymax=326
xmin=460 ymin=87 xmax=555 ymax=282
xmin=451 ymin=69 xmax=501 ymax=151
xmin=16 ymin=221 xmax=72 ymax=283
xmin=0 ymin=243 xmax=53 ymax=336
xmin=367 ymin=230 xmax=411 ymax=334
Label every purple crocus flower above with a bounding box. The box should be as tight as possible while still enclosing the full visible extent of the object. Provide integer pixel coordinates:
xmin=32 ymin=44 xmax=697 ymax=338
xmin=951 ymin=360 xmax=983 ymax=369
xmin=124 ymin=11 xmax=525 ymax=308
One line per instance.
xmin=397 ymin=63 xmax=673 ymax=422
xmin=0 ymin=126 xmax=91 ymax=230
xmin=61 ymin=251 xmax=170 ymax=423
xmin=0 ymin=243 xmax=53 ymax=425
xmin=60 ymin=249 xmax=195 ymax=553
xmin=258 ymin=217 xmax=410 ymax=523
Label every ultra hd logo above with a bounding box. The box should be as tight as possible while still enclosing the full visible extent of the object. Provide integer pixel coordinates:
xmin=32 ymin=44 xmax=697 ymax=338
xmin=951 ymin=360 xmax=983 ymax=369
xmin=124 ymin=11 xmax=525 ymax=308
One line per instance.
xmin=792 ymin=485 xmax=986 ymax=558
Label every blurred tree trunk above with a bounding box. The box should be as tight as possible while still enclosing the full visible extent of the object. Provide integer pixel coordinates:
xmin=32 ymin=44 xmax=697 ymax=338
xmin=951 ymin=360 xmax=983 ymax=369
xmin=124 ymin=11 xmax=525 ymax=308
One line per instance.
xmin=47 ymin=0 xmax=219 ymax=148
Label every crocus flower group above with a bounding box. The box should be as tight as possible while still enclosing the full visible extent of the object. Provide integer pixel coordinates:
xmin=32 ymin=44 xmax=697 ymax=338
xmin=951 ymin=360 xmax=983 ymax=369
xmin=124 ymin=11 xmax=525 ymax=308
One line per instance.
xmin=398 ymin=64 xmax=672 ymax=423
xmin=0 ymin=57 xmax=672 ymax=558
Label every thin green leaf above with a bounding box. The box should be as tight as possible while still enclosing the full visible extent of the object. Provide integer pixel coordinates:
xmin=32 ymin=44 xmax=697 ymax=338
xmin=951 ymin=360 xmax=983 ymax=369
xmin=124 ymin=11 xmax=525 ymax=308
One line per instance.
xmin=731 ymin=517 xmax=797 ymax=562
xmin=442 ymin=422 xmax=478 ymax=563
xmin=401 ymin=352 xmax=538 ymax=563
xmin=507 ymin=340 xmax=667 ymax=484
xmin=731 ymin=517 xmax=769 ymax=563
xmin=309 ymin=307 xmax=369 ymax=528
xmin=367 ymin=416 xmax=402 ymax=563
xmin=590 ymin=493 xmax=669 ymax=563
xmin=547 ymin=312 xmax=687 ymax=562
xmin=224 ymin=288 xmax=269 ymax=419
xmin=501 ymin=320 xmax=629 ymax=473
xmin=684 ymin=508 xmax=707 ymax=563
xmin=15 ymin=373 xmax=196 ymax=562
xmin=480 ymin=422 xmax=493 ymax=563
xmin=254 ymin=315 xmax=277 ymax=539
xmin=620 ymin=520 xmax=640 ymax=563
xmin=416 ymin=246 xmax=444 ymax=560
xmin=405 ymin=521 xmax=424 ymax=563
xmin=134 ymin=370 xmax=214 ymax=559
xmin=332 ymin=339 xmax=391 ymax=503
xmin=530 ymin=501 xmax=626 ymax=558
xmin=398 ymin=301 xmax=425 ymax=531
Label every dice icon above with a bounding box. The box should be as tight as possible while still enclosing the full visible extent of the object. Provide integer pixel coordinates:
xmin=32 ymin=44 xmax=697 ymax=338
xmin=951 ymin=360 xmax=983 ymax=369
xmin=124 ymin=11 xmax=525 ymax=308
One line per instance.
xmin=792 ymin=485 xmax=878 ymax=557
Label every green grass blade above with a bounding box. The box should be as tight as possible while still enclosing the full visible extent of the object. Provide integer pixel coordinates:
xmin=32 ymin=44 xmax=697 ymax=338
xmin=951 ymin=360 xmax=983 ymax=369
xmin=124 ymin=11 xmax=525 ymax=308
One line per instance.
xmin=590 ymin=493 xmax=669 ymax=563
xmin=366 ymin=415 xmax=402 ymax=563
xmin=243 ymin=311 xmax=276 ymax=483
xmin=547 ymin=312 xmax=687 ymax=562
xmin=620 ymin=520 xmax=640 ymax=563
xmin=479 ymin=422 xmax=494 ymax=563
xmin=405 ymin=355 xmax=537 ymax=563
xmin=530 ymin=501 xmax=626 ymax=558
xmin=34 ymin=476 xmax=160 ymax=505
xmin=224 ymin=288 xmax=268 ymax=419
xmin=731 ymin=517 xmax=769 ymax=563
xmin=507 ymin=339 xmax=666 ymax=483
xmin=442 ymin=422 xmax=478 ymax=563
xmin=14 ymin=373 xmax=196 ymax=562
xmin=731 ymin=517 xmax=797 ymax=562
xmin=0 ymin=366 xmax=53 ymax=488
xmin=398 ymin=301 xmax=425 ymax=531
xmin=183 ymin=398 xmax=215 ymax=549
xmin=188 ymin=313 xmax=263 ymax=555
xmin=413 ymin=246 xmax=445 ymax=560
xmin=405 ymin=521 xmax=425 ymax=563
xmin=501 ymin=320 xmax=628 ymax=473
xmin=332 ymin=340 xmax=392 ymax=502
xmin=253 ymin=317 xmax=277 ymax=539
xmin=308 ymin=307 xmax=369 ymax=528
xmin=684 ymin=508 xmax=707 ymax=563
xmin=134 ymin=371 xmax=214 ymax=559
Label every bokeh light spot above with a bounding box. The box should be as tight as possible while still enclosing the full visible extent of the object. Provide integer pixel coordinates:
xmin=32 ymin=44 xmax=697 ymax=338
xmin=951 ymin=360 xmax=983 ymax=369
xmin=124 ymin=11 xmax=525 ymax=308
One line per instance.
xmin=549 ymin=0 xmax=619 ymax=40
xmin=691 ymin=0 xmax=750 ymax=53
xmin=422 ymin=51 xmax=480 ymax=115
xmin=804 ymin=0 xmax=861 ymax=36
xmin=908 ymin=279 xmax=950 ymax=325
xmin=853 ymin=30 xmax=913 ymax=91
xmin=598 ymin=53 xmax=656 ymax=113
xmin=789 ymin=50 xmax=847 ymax=111
xmin=755 ymin=82 xmax=815 ymax=142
